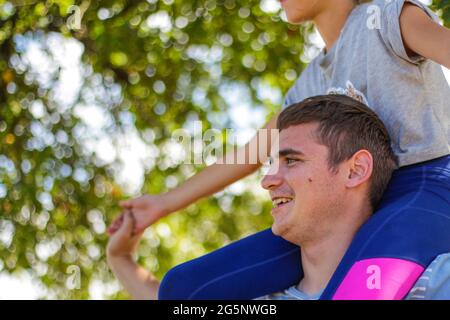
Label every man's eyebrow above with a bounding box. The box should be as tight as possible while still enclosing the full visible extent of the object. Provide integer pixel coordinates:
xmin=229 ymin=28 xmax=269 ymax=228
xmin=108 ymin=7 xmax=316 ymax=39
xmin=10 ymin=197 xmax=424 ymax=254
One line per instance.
xmin=278 ymin=148 xmax=305 ymax=157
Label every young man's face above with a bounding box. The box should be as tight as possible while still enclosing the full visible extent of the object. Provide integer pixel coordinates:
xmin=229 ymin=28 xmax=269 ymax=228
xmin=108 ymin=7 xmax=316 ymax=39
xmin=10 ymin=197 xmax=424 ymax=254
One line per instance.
xmin=261 ymin=123 xmax=347 ymax=244
xmin=279 ymin=0 xmax=325 ymax=24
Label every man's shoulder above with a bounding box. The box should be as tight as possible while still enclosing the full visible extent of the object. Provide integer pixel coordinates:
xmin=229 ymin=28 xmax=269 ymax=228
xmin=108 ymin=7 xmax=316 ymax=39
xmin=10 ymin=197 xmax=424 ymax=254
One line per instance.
xmin=406 ymin=253 xmax=450 ymax=300
xmin=254 ymin=291 xmax=296 ymax=300
xmin=254 ymin=286 xmax=322 ymax=300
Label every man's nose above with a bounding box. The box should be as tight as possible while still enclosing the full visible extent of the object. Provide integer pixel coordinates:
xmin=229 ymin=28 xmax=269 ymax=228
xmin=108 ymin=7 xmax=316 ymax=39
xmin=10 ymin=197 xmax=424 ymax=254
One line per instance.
xmin=261 ymin=166 xmax=283 ymax=190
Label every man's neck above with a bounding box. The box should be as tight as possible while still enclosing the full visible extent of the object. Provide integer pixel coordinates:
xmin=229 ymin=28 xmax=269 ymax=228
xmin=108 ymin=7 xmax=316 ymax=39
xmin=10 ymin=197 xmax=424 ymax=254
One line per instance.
xmin=297 ymin=204 xmax=371 ymax=296
xmin=313 ymin=0 xmax=357 ymax=52
xmin=297 ymin=231 xmax=355 ymax=296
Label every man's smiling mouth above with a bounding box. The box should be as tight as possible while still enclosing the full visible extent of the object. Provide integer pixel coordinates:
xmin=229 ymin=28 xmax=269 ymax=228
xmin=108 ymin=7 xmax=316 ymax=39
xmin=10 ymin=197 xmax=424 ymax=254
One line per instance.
xmin=272 ymin=197 xmax=294 ymax=208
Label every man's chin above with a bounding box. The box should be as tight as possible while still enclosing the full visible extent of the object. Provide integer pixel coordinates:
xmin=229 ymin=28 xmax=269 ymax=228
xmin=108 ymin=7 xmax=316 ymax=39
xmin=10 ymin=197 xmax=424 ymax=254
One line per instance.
xmin=272 ymin=224 xmax=300 ymax=246
xmin=271 ymin=222 xmax=286 ymax=237
xmin=271 ymin=224 xmax=280 ymax=236
xmin=286 ymin=15 xmax=308 ymax=25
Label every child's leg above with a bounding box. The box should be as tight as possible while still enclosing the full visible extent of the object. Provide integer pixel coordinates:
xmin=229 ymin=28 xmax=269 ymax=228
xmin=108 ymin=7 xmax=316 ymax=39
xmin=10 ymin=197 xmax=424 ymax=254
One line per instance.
xmin=323 ymin=155 xmax=450 ymax=299
xmin=158 ymin=228 xmax=302 ymax=300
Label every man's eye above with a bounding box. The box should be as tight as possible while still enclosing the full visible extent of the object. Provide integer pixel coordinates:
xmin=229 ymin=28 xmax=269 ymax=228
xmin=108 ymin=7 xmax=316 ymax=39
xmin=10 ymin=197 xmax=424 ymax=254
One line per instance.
xmin=286 ymin=158 xmax=298 ymax=165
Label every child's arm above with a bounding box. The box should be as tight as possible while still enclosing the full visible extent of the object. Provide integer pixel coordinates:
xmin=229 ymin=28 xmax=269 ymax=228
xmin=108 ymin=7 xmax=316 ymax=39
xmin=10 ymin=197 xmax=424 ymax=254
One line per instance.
xmin=162 ymin=112 xmax=279 ymax=211
xmin=400 ymin=3 xmax=450 ymax=69
xmin=109 ymin=112 xmax=279 ymax=234
xmin=107 ymin=211 xmax=160 ymax=300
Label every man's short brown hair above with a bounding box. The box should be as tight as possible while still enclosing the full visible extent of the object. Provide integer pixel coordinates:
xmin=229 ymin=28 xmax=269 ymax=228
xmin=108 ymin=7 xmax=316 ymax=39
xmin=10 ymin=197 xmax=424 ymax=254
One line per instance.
xmin=277 ymin=94 xmax=398 ymax=210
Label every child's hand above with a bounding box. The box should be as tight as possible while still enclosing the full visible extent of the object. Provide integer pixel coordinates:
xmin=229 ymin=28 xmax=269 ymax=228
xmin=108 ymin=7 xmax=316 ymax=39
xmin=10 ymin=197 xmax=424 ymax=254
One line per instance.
xmin=107 ymin=194 xmax=169 ymax=235
xmin=106 ymin=210 xmax=144 ymax=258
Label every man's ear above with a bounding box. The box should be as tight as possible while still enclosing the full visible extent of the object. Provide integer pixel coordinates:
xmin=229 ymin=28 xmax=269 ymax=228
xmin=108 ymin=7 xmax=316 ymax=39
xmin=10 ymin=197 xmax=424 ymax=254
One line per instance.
xmin=345 ymin=150 xmax=373 ymax=188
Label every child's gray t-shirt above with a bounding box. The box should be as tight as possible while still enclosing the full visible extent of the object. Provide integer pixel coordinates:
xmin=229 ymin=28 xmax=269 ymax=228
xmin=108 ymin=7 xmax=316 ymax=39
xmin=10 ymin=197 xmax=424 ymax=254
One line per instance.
xmin=283 ymin=0 xmax=450 ymax=167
